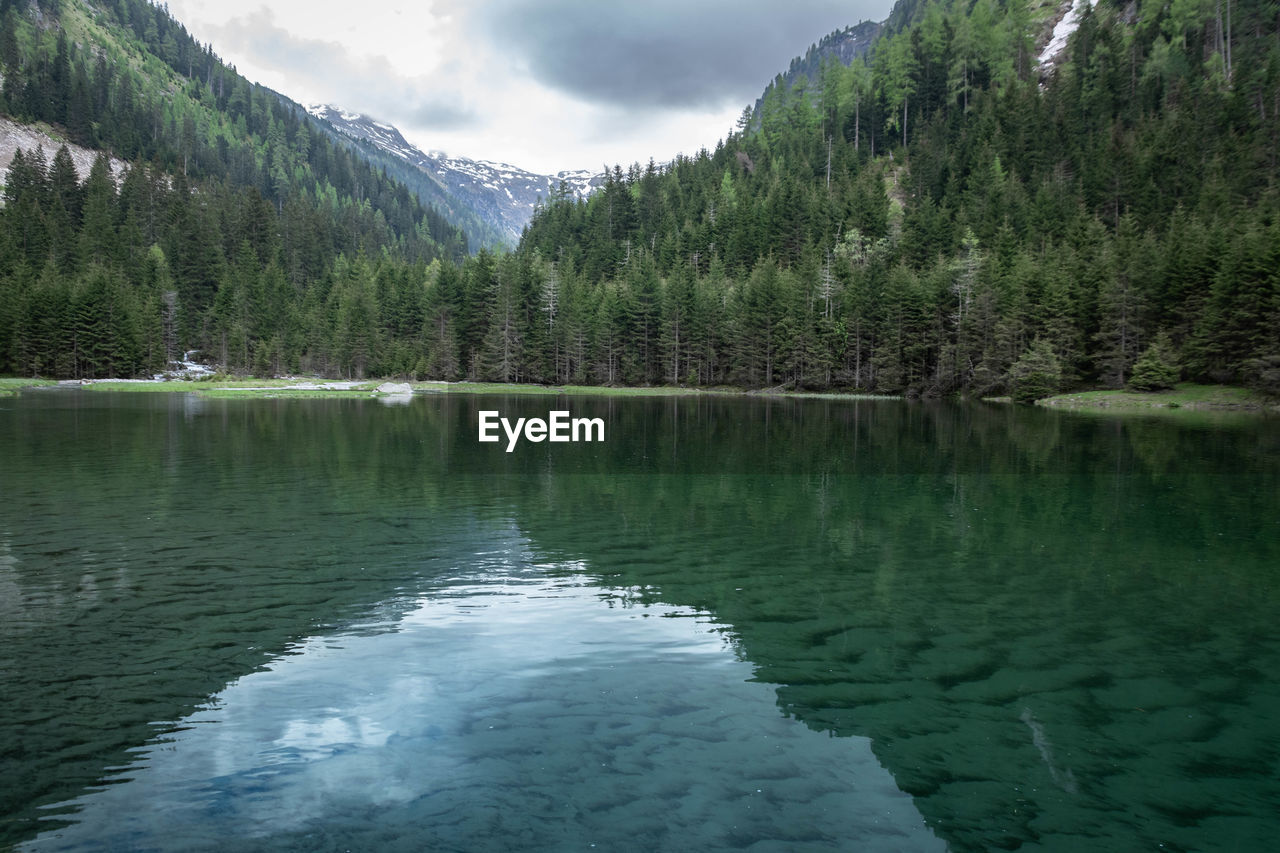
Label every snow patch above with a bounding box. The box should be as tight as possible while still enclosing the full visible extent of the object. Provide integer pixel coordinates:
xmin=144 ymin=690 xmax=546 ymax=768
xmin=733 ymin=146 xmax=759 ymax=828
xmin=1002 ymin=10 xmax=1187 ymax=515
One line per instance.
xmin=310 ymin=100 xmax=607 ymax=242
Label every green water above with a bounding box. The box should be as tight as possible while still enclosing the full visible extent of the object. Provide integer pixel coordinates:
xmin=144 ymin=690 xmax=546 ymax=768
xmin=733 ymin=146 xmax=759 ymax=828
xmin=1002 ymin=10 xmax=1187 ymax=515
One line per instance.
xmin=1 ymin=390 xmax=1278 ymax=851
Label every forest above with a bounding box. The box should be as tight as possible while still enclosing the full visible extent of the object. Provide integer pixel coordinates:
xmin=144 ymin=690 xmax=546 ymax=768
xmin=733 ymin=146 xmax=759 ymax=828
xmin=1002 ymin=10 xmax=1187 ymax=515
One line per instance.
xmin=516 ymin=0 xmax=1280 ymax=395
xmin=0 ymin=0 xmax=464 ymax=378
xmin=1 ymin=0 xmax=1278 ymax=396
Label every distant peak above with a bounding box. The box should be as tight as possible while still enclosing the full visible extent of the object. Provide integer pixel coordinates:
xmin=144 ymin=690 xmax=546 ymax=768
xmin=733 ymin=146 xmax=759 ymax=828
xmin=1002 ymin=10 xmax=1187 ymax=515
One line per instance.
xmin=306 ymin=102 xmax=606 ymax=245
xmin=307 ymin=103 xmax=375 ymax=125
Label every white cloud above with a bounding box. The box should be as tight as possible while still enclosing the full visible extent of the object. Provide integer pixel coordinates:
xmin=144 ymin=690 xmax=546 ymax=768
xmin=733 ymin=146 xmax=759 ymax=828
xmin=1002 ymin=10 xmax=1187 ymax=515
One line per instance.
xmin=166 ymin=0 xmax=892 ymax=174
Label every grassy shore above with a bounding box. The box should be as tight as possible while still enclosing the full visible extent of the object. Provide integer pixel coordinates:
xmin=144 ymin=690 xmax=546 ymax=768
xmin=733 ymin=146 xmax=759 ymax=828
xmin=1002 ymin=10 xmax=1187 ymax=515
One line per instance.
xmin=47 ymin=376 xmax=903 ymax=400
xmin=1037 ymin=383 xmax=1275 ymax=415
xmin=81 ymin=378 xmax=348 ymax=392
xmin=7 ymin=376 xmax=1273 ymax=413
xmin=196 ymin=386 xmax=382 ymax=399
xmin=0 ymin=375 xmax=911 ymax=402
xmin=83 ymin=379 xmax=382 ymax=397
xmin=74 ymin=378 xmax=710 ymax=398
xmin=414 ymin=381 xmax=705 ymax=397
xmin=0 ymin=377 xmax=57 ymax=396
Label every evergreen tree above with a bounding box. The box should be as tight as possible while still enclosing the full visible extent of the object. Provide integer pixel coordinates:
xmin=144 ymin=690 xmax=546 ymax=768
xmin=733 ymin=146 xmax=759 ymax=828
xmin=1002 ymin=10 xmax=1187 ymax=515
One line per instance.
xmin=1008 ymin=338 xmax=1062 ymax=404
xmin=1128 ymin=332 xmax=1180 ymax=391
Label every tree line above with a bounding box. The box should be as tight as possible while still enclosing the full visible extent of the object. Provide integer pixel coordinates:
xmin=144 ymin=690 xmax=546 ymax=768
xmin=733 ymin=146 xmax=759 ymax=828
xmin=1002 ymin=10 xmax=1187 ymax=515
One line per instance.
xmin=1 ymin=0 xmax=1277 ymax=393
xmin=0 ymin=0 xmax=471 ymax=378
xmin=518 ymin=0 xmax=1280 ymax=394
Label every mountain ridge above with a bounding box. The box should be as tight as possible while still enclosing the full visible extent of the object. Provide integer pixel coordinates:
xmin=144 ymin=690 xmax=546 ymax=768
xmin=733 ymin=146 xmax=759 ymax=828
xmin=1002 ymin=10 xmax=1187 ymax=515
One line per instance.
xmin=515 ymin=0 xmax=1280 ymax=395
xmin=3 ymin=0 xmax=1277 ymax=396
xmin=753 ymin=19 xmax=883 ymax=119
xmin=305 ymin=104 xmax=605 ymax=247
xmin=0 ymin=0 xmax=468 ymax=381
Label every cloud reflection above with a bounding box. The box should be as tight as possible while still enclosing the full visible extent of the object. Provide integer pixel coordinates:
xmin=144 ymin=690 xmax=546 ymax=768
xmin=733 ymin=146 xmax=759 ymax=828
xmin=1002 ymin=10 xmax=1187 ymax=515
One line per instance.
xmin=28 ymin=547 xmax=943 ymax=851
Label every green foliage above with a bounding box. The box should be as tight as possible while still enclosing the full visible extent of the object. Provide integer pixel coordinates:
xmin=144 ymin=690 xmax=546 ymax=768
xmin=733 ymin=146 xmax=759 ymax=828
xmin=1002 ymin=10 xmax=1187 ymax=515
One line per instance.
xmin=3 ymin=0 xmax=1278 ymax=394
xmin=1242 ymin=355 xmax=1280 ymax=398
xmin=0 ymin=0 xmax=471 ymax=379
xmin=509 ymin=0 xmax=1279 ymax=394
xmin=1128 ymin=333 xmax=1180 ymax=391
xmin=0 ymin=0 xmax=465 ymax=262
xmin=1008 ymin=339 xmax=1062 ymax=404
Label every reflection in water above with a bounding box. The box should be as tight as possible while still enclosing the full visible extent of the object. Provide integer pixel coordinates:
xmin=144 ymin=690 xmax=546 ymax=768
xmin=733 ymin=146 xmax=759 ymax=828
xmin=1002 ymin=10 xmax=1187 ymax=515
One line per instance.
xmin=26 ymin=549 xmax=943 ymax=852
xmin=0 ymin=536 xmax=23 ymax=629
xmin=1020 ymin=708 xmax=1078 ymax=795
xmin=2 ymin=390 xmax=1279 ymax=851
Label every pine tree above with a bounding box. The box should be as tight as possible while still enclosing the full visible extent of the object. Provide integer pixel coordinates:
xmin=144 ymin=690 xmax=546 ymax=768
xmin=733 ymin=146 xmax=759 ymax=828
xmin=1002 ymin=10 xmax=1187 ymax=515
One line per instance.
xmin=1128 ymin=332 xmax=1180 ymax=391
xmin=878 ymin=33 xmax=918 ymax=149
xmin=481 ymin=256 xmax=524 ymax=382
xmin=661 ymin=265 xmax=697 ymax=384
xmin=424 ymin=260 xmax=461 ymax=380
xmin=1008 ymin=339 xmax=1063 ymax=404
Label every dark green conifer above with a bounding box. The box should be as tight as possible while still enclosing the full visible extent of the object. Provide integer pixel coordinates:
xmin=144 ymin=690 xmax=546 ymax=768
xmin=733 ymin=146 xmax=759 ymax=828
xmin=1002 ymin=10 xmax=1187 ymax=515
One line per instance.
xmin=1128 ymin=333 xmax=1180 ymax=391
xmin=1008 ymin=339 xmax=1062 ymax=404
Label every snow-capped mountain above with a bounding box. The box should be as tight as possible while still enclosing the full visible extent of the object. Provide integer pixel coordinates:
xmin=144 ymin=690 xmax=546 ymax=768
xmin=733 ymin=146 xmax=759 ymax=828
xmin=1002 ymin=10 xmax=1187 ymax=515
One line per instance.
xmin=306 ymin=104 xmax=604 ymax=246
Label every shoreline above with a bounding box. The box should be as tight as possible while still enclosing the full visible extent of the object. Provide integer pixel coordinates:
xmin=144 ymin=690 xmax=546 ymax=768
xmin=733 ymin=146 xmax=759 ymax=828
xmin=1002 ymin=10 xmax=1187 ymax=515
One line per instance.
xmin=4 ymin=377 xmax=1275 ymax=414
xmin=4 ymin=376 xmax=901 ymax=402
xmin=1035 ymin=384 xmax=1278 ymax=416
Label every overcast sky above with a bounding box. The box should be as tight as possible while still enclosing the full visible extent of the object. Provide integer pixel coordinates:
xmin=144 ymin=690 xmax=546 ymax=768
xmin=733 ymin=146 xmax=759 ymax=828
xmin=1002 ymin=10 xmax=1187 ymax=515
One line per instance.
xmin=166 ymin=0 xmax=893 ymax=175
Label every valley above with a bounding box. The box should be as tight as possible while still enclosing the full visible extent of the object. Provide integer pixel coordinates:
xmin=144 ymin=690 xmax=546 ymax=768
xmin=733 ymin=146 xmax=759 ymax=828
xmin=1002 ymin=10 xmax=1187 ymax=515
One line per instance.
xmin=2 ymin=1 xmax=1279 ymax=850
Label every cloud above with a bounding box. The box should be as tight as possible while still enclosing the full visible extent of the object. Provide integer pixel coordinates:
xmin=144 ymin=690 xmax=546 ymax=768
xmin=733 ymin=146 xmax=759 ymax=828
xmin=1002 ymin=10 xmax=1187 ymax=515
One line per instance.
xmin=169 ymin=0 xmax=894 ymax=172
xmin=474 ymin=0 xmax=881 ymax=109
xmin=404 ymin=102 xmax=477 ymax=130
xmin=208 ymin=9 xmax=479 ymax=130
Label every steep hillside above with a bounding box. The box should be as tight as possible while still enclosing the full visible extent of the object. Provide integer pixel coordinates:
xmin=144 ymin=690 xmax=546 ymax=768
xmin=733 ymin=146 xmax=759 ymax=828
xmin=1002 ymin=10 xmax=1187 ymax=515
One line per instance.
xmin=0 ymin=0 xmax=464 ymax=258
xmin=753 ymin=20 xmax=882 ymax=120
xmin=0 ymin=115 xmax=127 ymax=185
xmin=306 ymin=104 xmax=604 ymax=248
xmin=0 ymin=0 xmax=467 ymax=379
xmin=510 ymin=0 xmax=1280 ymax=394
xmin=3 ymin=0 xmax=1277 ymax=392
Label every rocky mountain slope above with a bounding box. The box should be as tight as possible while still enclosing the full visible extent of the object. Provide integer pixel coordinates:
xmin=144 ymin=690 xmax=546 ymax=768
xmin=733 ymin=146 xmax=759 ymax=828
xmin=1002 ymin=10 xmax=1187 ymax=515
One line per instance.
xmin=754 ymin=19 xmax=882 ymax=116
xmin=307 ymin=105 xmax=604 ymax=247
xmin=0 ymin=117 xmax=127 ymax=190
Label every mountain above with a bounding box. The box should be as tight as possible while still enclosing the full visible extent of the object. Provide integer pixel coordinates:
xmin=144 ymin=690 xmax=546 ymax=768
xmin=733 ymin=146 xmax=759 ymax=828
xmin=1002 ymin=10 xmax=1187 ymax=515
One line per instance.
xmin=513 ymin=0 xmax=1280 ymax=394
xmin=3 ymin=0 xmax=1277 ymax=393
xmin=753 ymin=20 xmax=882 ymax=118
xmin=285 ymin=101 xmax=507 ymax=252
xmin=306 ymin=105 xmax=605 ymax=248
xmin=0 ymin=0 xmax=468 ymax=380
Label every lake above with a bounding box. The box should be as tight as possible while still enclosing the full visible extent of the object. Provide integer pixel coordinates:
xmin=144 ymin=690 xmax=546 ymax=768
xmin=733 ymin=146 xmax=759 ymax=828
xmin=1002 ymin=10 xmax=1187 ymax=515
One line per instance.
xmin=1 ymin=390 xmax=1278 ymax=851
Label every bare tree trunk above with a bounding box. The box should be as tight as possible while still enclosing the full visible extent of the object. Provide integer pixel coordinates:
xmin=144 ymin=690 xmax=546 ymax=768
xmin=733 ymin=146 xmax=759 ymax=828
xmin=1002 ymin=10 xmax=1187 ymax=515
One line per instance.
xmin=1225 ymin=0 xmax=1232 ymax=81
xmin=855 ymin=321 xmax=862 ymax=388
xmin=826 ymin=136 xmax=832 ymax=191
xmin=1216 ymin=0 xmax=1227 ymax=78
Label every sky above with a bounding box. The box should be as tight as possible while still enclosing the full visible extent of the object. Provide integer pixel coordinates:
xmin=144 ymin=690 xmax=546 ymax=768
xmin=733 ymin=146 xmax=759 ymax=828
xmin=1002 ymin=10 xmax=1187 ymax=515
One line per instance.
xmin=165 ymin=0 xmax=893 ymax=175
